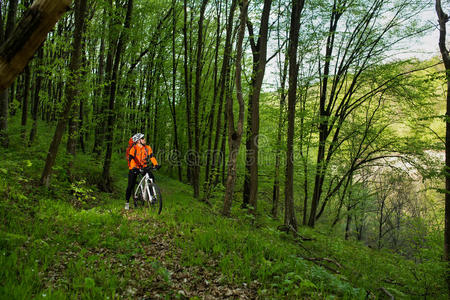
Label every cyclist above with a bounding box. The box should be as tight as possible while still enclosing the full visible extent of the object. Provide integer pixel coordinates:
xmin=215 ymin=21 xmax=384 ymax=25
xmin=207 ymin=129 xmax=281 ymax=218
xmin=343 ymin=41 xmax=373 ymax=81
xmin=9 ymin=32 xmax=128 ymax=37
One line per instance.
xmin=125 ymin=133 xmax=160 ymax=210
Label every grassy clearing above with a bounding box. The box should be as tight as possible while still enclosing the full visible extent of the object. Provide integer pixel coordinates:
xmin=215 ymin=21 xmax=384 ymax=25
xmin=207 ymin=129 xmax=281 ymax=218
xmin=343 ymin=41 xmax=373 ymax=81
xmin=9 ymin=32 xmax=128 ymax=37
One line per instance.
xmin=0 ymin=122 xmax=447 ymax=299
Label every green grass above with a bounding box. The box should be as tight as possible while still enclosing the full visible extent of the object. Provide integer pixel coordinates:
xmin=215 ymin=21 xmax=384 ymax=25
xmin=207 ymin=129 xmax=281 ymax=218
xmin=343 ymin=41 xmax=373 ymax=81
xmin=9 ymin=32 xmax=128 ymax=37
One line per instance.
xmin=0 ymin=119 xmax=447 ymax=299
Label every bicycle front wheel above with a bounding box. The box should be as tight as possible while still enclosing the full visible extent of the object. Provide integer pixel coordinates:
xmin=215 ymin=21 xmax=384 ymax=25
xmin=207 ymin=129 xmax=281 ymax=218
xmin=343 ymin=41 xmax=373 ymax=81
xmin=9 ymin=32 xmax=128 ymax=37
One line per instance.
xmin=146 ymin=182 xmax=162 ymax=215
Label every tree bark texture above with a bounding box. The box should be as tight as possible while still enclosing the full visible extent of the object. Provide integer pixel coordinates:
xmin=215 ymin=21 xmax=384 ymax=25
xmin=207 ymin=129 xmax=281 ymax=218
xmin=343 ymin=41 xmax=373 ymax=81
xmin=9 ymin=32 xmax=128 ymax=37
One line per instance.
xmin=183 ymin=0 xmax=194 ymax=185
xmin=284 ymin=0 xmax=305 ymax=233
xmin=203 ymin=1 xmax=222 ymax=198
xmin=242 ymin=0 xmax=272 ymax=214
xmin=205 ymin=0 xmax=237 ymax=200
xmin=192 ymin=0 xmax=209 ymax=198
xmin=0 ymin=0 xmax=72 ymax=90
xmin=223 ymin=0 xmax=247 ymax=217
xmin=172 ymin=0 xmax=182 ymax=182
xmin=5 ymin=0 xmax=19 ymax=40
xmin=29 ymin=46 xmax=43 ymax=146
xmin=92 ymin=5 xmax=107 ymax=155
xmin=0 ymin=0 xmax=19 ymax=147
xmin=21 ymin=65 xmax=31 ymax=139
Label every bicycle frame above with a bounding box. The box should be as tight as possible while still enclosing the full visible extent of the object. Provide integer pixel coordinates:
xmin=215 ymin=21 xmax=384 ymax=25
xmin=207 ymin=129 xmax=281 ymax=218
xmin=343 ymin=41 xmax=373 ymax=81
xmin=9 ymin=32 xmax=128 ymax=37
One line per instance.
xmin=135 ymin=172 xmax=157 ymax=203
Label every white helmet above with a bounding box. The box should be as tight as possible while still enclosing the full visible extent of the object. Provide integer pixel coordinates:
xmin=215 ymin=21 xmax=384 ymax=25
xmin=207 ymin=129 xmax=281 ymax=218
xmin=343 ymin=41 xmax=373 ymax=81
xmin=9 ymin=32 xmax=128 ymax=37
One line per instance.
xmin=132 ymin=133 xmax=144 ymax=142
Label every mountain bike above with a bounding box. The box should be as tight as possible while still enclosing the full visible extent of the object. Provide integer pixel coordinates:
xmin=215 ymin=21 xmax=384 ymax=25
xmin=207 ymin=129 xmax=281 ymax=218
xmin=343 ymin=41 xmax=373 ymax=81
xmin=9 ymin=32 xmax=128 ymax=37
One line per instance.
xmin=134 ymin=168 xmax=162 ymax=214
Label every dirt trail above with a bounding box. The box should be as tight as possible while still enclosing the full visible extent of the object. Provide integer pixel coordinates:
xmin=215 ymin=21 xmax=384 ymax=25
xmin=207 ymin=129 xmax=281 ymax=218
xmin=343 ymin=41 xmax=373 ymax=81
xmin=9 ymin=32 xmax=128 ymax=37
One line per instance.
xmin=124 ymin=211 xmax=260 ymax=299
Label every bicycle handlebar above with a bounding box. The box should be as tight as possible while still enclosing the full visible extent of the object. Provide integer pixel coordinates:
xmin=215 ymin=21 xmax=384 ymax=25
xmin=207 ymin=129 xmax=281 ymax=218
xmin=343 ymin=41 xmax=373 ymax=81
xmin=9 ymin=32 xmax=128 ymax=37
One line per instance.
xmin=139 ymin=166 xmax=161 ymax=174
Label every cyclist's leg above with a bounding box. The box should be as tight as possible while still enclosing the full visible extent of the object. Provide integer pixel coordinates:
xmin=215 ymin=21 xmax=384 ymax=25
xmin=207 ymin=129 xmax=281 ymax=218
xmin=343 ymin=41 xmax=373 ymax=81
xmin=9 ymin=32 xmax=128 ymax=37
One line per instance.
xmin=125 ymin=169 xmax=138 ymax=207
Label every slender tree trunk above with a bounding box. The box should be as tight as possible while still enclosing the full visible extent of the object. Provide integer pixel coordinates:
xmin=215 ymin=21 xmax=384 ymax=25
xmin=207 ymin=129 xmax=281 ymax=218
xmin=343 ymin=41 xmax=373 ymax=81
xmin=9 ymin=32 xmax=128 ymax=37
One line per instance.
xmin=40 ymin=0 xmax=86 ymax=186
xmin=206 ymin=0 xmax=236 ymax=199
xmin=378 ymin=197 xmax=385 ymax=249
xmin=272 ymin=16 xmax=288 ymax=217
xmin=220 ymin=93 xmax=228 ymax=186
xmin=29 ymin=47 xmax=43 ymax=146
xmin=344 ymin=205 xmax=352 ymax=240
xmin=223 ymin=0 xmax=247 ymax=216
xmin=171 ymin=0 xmax=182 ymax=181
xmin=5 ymin=0 xmax=19 ymax=40
xmin=284 ymin=0 xmax=305 ymax=233
xmin=183 ymin=0 xmax=194 ymax=185
xmin=308 ymin=2 xmax=340 ymax=227
xmin=100 ymin=0 xmax=134 ymax=192
xmin=92 ymin=5 xmax=107 ymax=154
xmin=192 ymin=0 xmax=209 ymax=198
xmin=79 ymin=92 xmax=85 ymax=153
xmin=203 ymin=0 xmax=222 ymax=197
xmin=272 ymin=64 xmax=287 ymax=218
xmin=242 ymin=0 xmax=272 ymax=214
xmin=20 ymin=65 xmax=31 ymax=139
xmin=67 ymin=97 xmax=79 ymax=156
xmin=0 ymin=0 xmax=19 ymax=147
xmin=436 ymin=1 xmax=450 ymax=292
xmin=0 ymin=3 xmax=4 ymax=44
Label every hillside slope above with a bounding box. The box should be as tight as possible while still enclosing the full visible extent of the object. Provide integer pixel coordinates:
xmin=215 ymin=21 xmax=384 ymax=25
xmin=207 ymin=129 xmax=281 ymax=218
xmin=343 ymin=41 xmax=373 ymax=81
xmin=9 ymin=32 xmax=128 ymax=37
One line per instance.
xmin=0 ymin=124 xmax=446 ymax=299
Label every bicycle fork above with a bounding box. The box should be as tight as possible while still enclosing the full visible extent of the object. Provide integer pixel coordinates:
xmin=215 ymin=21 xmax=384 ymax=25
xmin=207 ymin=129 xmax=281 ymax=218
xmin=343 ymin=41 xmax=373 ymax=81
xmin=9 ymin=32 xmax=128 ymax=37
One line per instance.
xmin=144 ymin=180 xmax=155 ymax=204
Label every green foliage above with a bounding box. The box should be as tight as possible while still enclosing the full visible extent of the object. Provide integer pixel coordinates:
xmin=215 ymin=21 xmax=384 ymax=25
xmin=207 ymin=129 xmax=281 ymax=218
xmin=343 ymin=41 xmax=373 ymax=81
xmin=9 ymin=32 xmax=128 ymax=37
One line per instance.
xmin=0 ymin=115 xmax=447 ymax=299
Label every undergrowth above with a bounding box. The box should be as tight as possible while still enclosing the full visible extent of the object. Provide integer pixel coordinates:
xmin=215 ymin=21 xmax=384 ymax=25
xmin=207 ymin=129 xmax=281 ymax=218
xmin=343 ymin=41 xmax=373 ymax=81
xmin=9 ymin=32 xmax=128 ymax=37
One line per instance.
xmin=0 ymin=120 xmax=447 ymax=299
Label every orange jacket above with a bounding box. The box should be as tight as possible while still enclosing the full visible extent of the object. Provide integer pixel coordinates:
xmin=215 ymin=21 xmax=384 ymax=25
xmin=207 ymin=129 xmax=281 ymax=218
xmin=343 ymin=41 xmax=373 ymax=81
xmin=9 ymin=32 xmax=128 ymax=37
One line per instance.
xmin=128 ymin=144 xmax=158 ymax=170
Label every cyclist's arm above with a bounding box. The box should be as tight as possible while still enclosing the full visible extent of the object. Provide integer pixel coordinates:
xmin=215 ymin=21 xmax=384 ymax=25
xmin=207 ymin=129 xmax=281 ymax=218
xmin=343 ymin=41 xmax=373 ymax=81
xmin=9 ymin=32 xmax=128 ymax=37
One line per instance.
xmin=148 ymin=146 xmax=158 ymax=167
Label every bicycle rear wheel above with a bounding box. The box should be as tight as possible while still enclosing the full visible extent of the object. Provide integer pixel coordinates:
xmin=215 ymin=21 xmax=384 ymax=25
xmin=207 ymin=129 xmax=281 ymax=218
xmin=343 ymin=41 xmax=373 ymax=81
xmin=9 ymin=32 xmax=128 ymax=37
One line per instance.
xmin=146 ymin=182 xmax=162 ymax=215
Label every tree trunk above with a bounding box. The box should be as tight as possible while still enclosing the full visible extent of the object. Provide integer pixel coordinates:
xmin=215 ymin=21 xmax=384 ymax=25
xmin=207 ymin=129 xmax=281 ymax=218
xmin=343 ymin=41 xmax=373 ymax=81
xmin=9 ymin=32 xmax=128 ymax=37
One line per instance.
xmin=0 ymin=0 xmax=19 ymax=147
xmin=0 ymin=88 xmax=8 ymax=147
xmin=183 ymin=0 xmax=194 ymax=185
xmin=40 ymin=0 xmax=86 ymax=187
xmin=29 ymin=46 xmax=43 ymax=146
xmin=192 ymin=0 xmax=209 ymax=198
xmin=203 ymin=0 xmax=222 ymax=197
xmin=20 ymin=65 xmax=31 ymax=139
xmin=100 ymin=0 xmax=134 ymax=192
xmin=5 ymin=0 xmax=19 ymax=39
xmin=172 ymin=0 xmax=182 ymax=181
xmin=272 ymin=63 xmax=287 ymax=218
xmin=205 ymin=0 xmax=237 ymax=200
xmin=222 ymin=0 xmax=247 ymax=216
xmin=79 ymin=79 xmax=85 ymax=153
xmin=344 ymin=205 xmax=352 ymax=240
xmin=242 ymin=0 xmax=272 ymax=214
xmin=308 ymin=2 xmax=340 ymax=227
xmin=67 ymin=96 xmax=79 ymax=155
xmin=92 ymin=5 xmax=107 ymax=155
xmin=0 ymin=0 xmax=72 ymax=90
xmin=435 ymin=0 xmax=450 ymax=292
xmin=0 ymin=3 xmax=4 ymax=44
xmin=272 ymin=15 xmax=288 ymax=218
xmin=284 ymin=0 xmax=305 ymax=233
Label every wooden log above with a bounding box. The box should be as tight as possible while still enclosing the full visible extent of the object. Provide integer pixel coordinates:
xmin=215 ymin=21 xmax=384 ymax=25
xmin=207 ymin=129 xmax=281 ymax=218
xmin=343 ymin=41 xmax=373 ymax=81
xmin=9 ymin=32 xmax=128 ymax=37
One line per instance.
xmin=0 ymin=0 xmax=72 ymax=90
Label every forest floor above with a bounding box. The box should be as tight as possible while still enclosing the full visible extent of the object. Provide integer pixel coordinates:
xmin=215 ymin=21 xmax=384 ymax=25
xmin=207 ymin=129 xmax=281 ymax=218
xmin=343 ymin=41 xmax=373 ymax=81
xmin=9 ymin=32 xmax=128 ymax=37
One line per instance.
xmin=0 ymin=124 xmax=447 ymax=299
xmin=42 ymin=208 xmax=259 ymax=299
